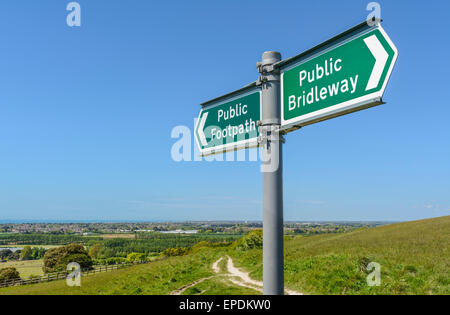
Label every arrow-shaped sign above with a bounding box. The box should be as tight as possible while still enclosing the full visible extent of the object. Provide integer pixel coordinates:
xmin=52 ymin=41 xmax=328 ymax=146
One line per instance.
xmin=195 ymin=87 xmax=262 ymax=156
xmin=280 ymin=24 xmax=398 ymax=132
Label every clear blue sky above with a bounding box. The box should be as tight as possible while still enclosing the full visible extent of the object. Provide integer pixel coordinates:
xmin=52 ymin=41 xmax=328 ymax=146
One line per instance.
xmin=0 ymin=0 xmax=449 ymax=222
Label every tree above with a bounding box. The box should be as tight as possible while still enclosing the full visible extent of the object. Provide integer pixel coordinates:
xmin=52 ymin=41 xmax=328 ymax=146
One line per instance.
xmin=88 ymin=244 xmax=103 ymax=259
xmin=0 ymin=249 xmax=13 ymax=260
xmin=43 ymin=243 xmax=93 ymax=273
xmin=161 ymin=248 xmax=189 ymax=257
xmin=20 ymin=246 xmax=32 ymax=260
xmin=234 ymin=230 xmax=263 ymax=250
xmin=31 ymin=247 xmax=46 ymax=260
xmin=0 ymin=267 xmax=20 ymax=282
xmin=126 ymin=252 xmax=147 ymax=263
xmin=10 ymin=250 xmax=21 ymax=260
xmin=61 ymin=253 xmax=93 ymax=269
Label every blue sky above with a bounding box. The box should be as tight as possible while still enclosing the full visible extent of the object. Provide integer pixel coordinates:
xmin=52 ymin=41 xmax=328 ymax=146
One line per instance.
xmin=0 ymin=0 xmax=449 ymax=222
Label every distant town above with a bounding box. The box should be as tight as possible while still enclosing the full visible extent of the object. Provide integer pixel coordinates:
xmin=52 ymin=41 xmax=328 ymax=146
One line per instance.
xmin=0 ymin=221 xmax=390 ymax=236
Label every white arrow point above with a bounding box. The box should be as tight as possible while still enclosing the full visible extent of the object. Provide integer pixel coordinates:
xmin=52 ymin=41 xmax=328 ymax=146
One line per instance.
xmin=364 ymin=35 xmax=389 ymax=91
xmin=198 ymin=112 xmax=208 ymax=147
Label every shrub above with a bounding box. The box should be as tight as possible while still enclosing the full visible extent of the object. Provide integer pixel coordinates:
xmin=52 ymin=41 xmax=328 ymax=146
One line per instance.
xmin=0 ymin=267 xmax=20 ymax=282
xmin=43 ymin=243 xmax=93 ymax=273
xmin=0 ymin=249 xmax=13 ymax=260
xmin=127 ymin=252 xmax=147 ymax=263
xmin=88 ymin=244 xmax=103 ymax=259
xmin=93 ymin=258 xmax=106 ymax=266
xmin=106 ymin=257 xmax=127 ymax=265
xmin=31 ymin=247 xmax=46 ymax=260
xmin=61 ymin=253 xmax=93 ymax=269
xmin=20 ymin=246 xmax=32 ymax=260
xmin=161 ymin=247 xmax=189 ymax=257
xmin=234 ymin=230 xmax=263 ymax=250
xmin=191 ymin=240 xmax=233 ymax=252
xmin=191 ymin=241 xmax=210 ymax=251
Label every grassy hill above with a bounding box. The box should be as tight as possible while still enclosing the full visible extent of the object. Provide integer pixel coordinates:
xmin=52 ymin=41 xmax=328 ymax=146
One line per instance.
xmin=0 ymin=245 xmax=258 ymax=295
xmin=230 ymin=216 xmax=449 ymax=295
xmin=0 ymin=216 xmax=448 ymax=295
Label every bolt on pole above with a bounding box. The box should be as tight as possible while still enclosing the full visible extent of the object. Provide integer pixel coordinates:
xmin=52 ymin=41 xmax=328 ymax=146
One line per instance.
xmin=259 ymin=51 xmax=284 ymax=295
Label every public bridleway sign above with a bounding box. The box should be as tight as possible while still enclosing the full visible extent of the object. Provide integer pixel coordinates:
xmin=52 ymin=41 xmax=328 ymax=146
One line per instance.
xmin=280 ymin=25 xmax=398 ymax=131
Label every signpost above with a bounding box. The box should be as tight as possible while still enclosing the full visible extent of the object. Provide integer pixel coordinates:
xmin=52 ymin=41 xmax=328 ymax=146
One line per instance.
xmin=280 ymin=25 xmax=398 ymax=131
xmin=195 ymin=22 xmax=398 ymax=295
xmin=195 ymin=85 xmax=261 ymax=156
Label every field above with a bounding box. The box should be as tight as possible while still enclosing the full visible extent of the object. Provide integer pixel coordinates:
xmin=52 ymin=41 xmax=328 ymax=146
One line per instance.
xmin=0 ymin=216 xmax=448 ymax=295
xmin=0 ymin=260 xmax=44 ymax=278
xmin=0 ymin=233 xmax=241 ymax=257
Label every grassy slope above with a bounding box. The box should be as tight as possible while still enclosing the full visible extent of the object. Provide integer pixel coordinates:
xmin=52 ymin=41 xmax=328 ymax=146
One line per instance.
xmin=0 ymin=247 xmax=254 ymax=295
xmin=229 ymin=216 xmax=449 ymax=295
xmin=1 ymin=216 xmax=448 ymax=295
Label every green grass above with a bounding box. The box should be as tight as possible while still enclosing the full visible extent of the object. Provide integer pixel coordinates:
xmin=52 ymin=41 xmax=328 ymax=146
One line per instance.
xmin=0 ymin=248 xmax=229 ymax=295
xmin=229 ymin=216 xmax=450 ymax=295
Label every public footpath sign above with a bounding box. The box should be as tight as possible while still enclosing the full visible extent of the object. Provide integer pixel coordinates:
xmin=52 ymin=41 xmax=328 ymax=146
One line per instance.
xmin=195 ymin=85 xmax=261 ymax=155
xmin=280 ymin=24 xmax=398 ymax=131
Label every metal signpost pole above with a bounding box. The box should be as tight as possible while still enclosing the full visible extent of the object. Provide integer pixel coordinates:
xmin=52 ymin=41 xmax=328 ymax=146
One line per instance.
xmin=259 ymin=51 xmax=284 ymax=295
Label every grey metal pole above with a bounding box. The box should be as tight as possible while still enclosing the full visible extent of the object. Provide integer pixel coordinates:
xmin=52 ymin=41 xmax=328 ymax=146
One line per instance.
xmin=259 ymin=51 xmax=284 ymax=295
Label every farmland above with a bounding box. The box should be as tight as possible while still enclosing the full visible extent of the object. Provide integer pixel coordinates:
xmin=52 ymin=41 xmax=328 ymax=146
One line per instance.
xmin=0 ymin=260 xmax=44 ymax=278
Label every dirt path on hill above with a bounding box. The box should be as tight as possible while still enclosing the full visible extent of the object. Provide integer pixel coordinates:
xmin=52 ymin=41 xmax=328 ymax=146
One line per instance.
xmin=171 ymin=256 xmax=302 ymax=295
xmin=212 ymin=257 xmax=223 ymax=273
xmin=220 ymin=256 xmax=302 ymax=295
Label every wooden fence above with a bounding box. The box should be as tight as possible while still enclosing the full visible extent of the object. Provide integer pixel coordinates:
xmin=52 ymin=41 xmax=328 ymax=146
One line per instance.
xmin=0 ymin=261 xmax=149 ymax=289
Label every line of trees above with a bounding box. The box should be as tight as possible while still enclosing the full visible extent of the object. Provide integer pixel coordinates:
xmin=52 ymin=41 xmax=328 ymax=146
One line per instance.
xmin=96 ymin=234 xmax=240 ymax=258
xmin=0 ymin=247 xmax=46 ymax=262
xmin=0 ymin=249 xmax=20 ymax=261
xmin=20 ymin=246 xmax=46 ymax=260
xmin=0 ymin=234 xmax=103 ymax=245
